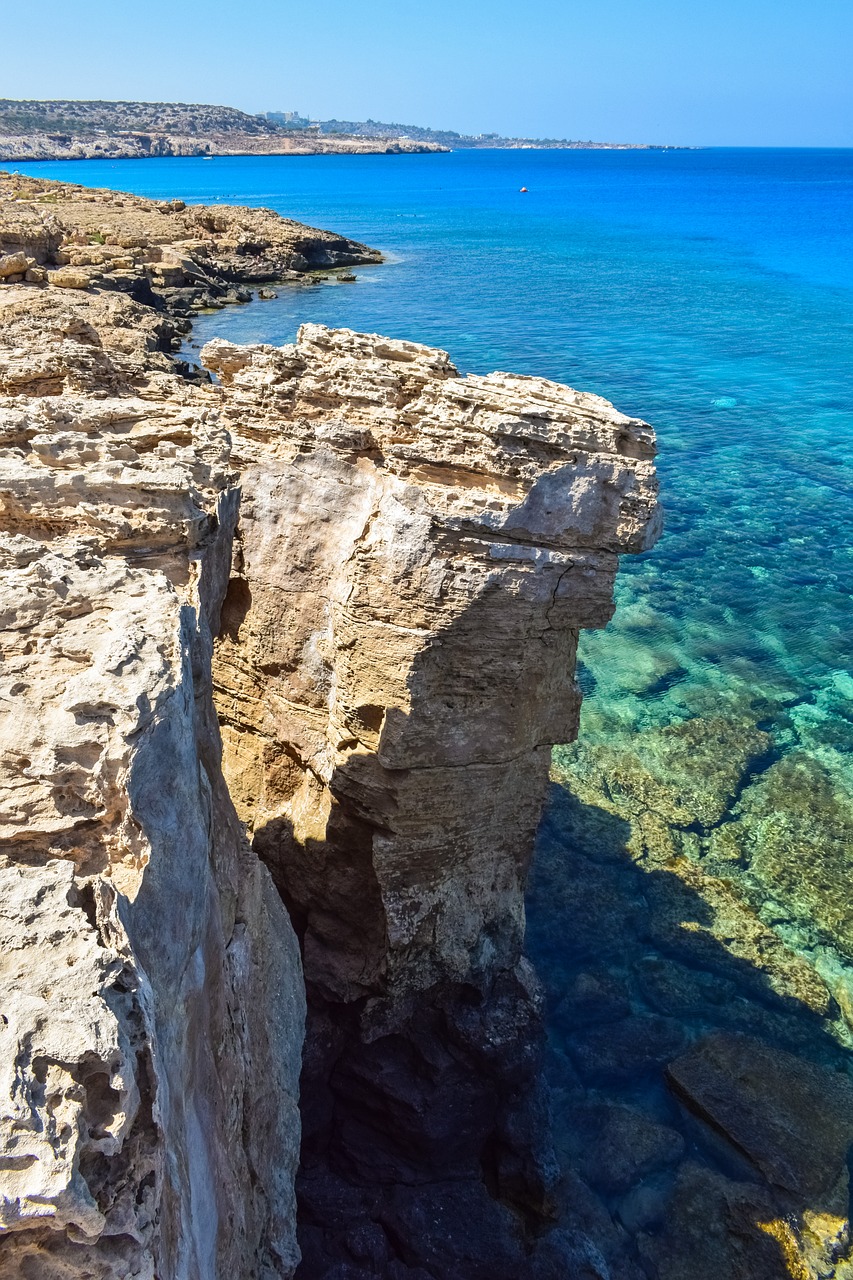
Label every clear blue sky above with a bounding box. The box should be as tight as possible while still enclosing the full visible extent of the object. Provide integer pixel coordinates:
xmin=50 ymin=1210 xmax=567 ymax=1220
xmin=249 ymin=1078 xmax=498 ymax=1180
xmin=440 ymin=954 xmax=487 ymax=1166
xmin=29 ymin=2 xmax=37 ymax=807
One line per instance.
xmin=3 ymin=0 xmax=851 ymax=146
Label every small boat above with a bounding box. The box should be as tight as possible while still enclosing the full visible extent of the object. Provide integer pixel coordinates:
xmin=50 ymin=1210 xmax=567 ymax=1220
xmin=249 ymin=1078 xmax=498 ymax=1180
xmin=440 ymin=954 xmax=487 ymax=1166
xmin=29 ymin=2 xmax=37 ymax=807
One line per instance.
xmin=520 ymin=186 xmax=528 ymax=192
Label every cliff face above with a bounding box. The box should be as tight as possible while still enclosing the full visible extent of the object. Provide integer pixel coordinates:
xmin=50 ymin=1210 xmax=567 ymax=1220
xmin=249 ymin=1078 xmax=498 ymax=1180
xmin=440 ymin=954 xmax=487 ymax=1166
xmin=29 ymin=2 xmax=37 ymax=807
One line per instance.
xmin=0 ymin=103 xmax=446 ymax=161
xmin=203 ymin=326 xmax=660 ymax=1276
xmin=0 ymin=289 xmax=304 ymax=1278
xmin=0 ymin=179 xmax=661 ymax=1278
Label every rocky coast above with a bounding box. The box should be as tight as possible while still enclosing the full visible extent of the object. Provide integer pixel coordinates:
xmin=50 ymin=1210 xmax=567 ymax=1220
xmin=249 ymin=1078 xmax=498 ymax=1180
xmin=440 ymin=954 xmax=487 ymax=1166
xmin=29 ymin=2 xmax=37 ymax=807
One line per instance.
xmin=0 ymin=173 xmax=851 ymax=1280
xmin=0 ymin=101 xmax=447 ymax=162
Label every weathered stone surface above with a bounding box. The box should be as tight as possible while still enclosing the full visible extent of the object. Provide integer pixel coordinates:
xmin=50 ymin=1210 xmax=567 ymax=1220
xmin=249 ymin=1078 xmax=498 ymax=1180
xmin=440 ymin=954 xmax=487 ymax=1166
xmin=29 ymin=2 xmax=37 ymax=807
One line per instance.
xmin=0 ymin=251 xmax=27 ymax=278
xmin=0 ymin=169 xmax=382 ymax=315
xmin=0 ymin=176 xmax=662 ymax=1278
xmin=0 ymin=287 xmax=304 ymax=1277
xmin=50 ymin=266 xmax=94 ymax=289
xmin=199 ymin=323 xmax=659 ymax=1272
xmin=205 ymin=324 xmax=659 ymax=996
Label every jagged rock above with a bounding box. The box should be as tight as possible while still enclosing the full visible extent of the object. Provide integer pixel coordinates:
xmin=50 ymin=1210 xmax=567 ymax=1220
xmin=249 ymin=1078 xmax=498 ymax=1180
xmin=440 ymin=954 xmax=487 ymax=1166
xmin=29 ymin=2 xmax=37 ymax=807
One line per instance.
xmin=0 ymin=288 xmax=304 ymax=1278
xmin=0 ymin=178 xmax=661 ymax=1278
xmin=201 ymin=323 xmax=659 ymax=1270
xmin=0 ymin=170 xmax=382 ymax=317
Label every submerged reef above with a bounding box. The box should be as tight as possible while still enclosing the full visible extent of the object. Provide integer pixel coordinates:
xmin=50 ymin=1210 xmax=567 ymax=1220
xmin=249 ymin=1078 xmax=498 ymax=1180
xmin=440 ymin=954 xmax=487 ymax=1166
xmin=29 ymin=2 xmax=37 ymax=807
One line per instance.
xmin=526 ymin=657 xmax=853 ymax=1277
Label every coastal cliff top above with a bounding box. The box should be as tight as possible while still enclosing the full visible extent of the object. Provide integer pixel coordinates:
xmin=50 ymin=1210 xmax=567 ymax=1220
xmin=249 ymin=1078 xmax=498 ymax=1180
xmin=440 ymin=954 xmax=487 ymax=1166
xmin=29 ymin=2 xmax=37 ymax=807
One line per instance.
xmin=0 ymin=98 xmax=285 ymax=136
xmin=0 ymin=99 xmax=449 ymax=160
xmin=0 ymin=169 xmax=382 ymax=304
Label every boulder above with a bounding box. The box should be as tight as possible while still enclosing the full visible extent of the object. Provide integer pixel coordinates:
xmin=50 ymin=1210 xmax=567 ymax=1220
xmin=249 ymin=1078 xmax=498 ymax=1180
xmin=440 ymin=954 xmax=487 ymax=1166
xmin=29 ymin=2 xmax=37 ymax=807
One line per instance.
xmin=667 ymin=1031 xmax=853 ymax=1206
xmin=0 ymin=250 xmax=27 ymax=278
xmin=50 ymin=266 xmax=94 ymax=290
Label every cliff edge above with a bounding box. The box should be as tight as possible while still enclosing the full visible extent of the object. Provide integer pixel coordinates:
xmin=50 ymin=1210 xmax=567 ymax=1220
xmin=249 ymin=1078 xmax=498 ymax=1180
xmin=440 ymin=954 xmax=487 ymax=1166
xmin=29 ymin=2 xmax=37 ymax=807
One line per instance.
xmin=0 ymin=180 xmax=660 ymax=1277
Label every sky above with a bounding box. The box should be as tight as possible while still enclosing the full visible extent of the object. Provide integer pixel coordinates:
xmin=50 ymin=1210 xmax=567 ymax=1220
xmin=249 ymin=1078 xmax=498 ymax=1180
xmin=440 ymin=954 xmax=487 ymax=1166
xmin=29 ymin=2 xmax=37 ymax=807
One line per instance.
xmin=1 ymin=0 xmax=850 ymax=146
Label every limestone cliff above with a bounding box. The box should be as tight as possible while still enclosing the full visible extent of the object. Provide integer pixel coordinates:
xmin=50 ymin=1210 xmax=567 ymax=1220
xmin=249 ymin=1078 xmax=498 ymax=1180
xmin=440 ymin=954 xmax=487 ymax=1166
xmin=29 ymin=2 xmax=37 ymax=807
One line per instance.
xmin=201 ymin=325 xmax=659 ymax=1277
xmin=0 ymin=287 xmax=306 ymax=1279
xmin=0 ymin=179 xmax=661 ymax=1278
xmin=0 ymin=100 xmax=448 ymax=160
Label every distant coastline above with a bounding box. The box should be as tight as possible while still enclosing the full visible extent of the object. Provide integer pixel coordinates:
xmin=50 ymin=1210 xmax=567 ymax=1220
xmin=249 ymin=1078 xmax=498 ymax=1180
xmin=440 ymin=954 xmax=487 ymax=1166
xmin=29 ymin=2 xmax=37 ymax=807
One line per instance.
xmin=0 ymin=98 xmax=683 ymax=162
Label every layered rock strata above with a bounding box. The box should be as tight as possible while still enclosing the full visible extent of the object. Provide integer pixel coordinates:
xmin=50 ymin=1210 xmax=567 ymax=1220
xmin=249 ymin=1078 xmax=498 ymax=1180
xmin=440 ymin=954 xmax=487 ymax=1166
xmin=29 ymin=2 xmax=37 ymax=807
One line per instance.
xmin=0 ymin=171 xmax=382 ymax=328
xmin=202 ymin=325 xmax=660 ymax=1276
xmin=0 ymin=182 xmax=661 ymax=1277
xmin=0 ymin=134 xmax=446 ymax=161
xmin=0 ymin=288 xmax=304 ymax=1278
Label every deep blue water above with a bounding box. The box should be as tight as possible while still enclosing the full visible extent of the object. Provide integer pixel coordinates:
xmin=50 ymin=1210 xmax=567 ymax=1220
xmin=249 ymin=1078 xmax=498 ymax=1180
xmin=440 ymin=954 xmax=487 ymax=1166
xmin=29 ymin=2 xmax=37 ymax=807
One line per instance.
xmin=16 ymin=146 xmax=853 ymax=959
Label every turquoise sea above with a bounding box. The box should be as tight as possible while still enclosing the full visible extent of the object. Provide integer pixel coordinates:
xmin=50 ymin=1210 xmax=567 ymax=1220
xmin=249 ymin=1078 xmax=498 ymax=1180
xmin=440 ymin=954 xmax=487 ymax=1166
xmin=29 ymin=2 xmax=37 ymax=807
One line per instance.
xmin=15 ymin=148 xmax=853 ymax=1261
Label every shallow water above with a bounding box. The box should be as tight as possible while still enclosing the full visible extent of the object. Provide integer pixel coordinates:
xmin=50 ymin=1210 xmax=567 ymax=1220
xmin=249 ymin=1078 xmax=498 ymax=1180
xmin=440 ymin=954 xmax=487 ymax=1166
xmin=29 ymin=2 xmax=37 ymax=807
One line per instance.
xmin=15 ymin=148 xmax=853 ymax=1262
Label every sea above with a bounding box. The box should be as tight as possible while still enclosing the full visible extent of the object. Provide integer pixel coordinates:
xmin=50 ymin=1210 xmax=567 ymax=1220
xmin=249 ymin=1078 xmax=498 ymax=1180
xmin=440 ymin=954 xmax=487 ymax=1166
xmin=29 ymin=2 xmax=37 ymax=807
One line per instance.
xmin=14 ymin=147 xmax=853 ymax=1235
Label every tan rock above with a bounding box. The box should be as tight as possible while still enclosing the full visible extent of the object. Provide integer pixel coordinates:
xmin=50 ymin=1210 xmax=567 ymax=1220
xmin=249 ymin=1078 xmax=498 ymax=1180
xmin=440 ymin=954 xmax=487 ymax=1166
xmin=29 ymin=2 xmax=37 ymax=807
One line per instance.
xmin=0 ymin=250 xmax=28 ymax=278
xmin=0 ymin=175 xmax=666 ymax=1278
xmin=50 ymin=266 xmax=94 ymax=290
xmin=203 ymin=324 xmax=660 ymax=1004
xmin=0 ymin=289 xmax=304 ymax=1278
xmin=0 ymin=170 xmax=382 ymax=295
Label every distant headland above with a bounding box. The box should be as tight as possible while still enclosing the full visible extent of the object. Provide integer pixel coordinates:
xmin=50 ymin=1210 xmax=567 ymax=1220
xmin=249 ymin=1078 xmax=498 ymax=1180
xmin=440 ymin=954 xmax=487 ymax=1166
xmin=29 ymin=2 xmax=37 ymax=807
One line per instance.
xmin=0 ymin=99 xmax=682 ymax=161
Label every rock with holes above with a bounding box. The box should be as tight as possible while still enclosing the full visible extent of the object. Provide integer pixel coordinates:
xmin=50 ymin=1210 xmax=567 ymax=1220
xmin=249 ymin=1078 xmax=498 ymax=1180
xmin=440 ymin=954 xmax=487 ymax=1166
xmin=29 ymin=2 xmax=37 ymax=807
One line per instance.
xmin=0 ymin=286 xmax=304 ymax=1279
xmin=201 ymin=322 xmax=659 ymax=1271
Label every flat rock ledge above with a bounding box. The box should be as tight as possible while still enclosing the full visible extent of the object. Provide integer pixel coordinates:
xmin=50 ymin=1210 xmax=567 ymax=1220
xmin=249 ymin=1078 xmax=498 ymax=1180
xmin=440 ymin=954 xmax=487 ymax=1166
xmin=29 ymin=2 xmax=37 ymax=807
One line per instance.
xmin=0 ymin=188 xmax=660 ymax=1278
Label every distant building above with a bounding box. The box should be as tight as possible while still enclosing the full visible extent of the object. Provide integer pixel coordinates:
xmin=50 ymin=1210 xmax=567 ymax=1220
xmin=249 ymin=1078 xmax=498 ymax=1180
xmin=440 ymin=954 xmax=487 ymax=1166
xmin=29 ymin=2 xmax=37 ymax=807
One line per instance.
xmin=264 ymin=111 xmax=310 ymax=128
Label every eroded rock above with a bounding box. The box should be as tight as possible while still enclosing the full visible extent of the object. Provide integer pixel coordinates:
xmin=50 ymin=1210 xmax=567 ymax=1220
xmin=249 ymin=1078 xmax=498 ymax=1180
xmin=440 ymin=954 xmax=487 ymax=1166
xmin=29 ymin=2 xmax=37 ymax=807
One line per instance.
xmin=0 ymin=288 xmax=304 ymax=1278
xmin=0 ymin=176 xmax=664 ymax=1278
xmin=202 ymin=323 xmax=660 ymax=1272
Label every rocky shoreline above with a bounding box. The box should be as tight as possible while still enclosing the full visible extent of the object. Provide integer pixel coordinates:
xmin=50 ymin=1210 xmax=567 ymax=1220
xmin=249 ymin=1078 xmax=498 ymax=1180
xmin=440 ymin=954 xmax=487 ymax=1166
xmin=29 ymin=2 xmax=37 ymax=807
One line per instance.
xmin=0 ymin=98 xmax=678 ymax=161
xmin=0 ymin=174 xmax=661 ymax=1278
xmin=0 ymin=135 xmax=447 ymax=162
xmin=0 ymin=168 xmax=382 ymax=309
xmin=2 ymin=174 xmax=851 ymax=1280
xmin=0 ymin=100 xmax=448 ymax=161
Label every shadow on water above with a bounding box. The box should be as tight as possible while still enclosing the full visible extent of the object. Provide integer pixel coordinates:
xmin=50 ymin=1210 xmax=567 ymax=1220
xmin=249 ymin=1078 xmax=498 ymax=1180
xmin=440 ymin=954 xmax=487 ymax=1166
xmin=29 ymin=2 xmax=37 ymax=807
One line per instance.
xmin=527 ymin=780 xmax=853 ymax=1280
xmin=216 ymin=491 xmax=853 ymax=1278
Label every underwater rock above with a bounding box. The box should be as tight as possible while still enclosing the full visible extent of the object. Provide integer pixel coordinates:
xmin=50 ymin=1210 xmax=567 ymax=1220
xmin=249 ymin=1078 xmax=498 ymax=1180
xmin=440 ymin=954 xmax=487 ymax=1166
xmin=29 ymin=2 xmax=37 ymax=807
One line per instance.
xmin=667 ymin=1031 xmax=853 ymax=1207
xmin=710 ymin=752 xmax=853 ymax=960
xmin=569 ymin=1102 xmax=685 ymax=1194
xmin=565 ymin=714 xmax=771 ymax=834
xmin=637 ymin=1161 xmax=802 ymax=1280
